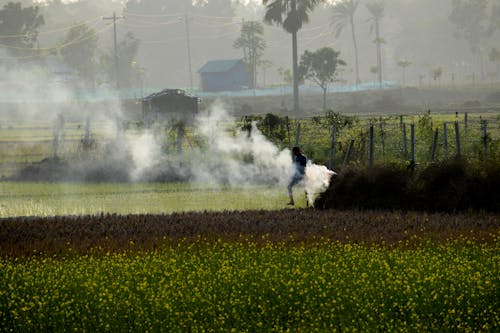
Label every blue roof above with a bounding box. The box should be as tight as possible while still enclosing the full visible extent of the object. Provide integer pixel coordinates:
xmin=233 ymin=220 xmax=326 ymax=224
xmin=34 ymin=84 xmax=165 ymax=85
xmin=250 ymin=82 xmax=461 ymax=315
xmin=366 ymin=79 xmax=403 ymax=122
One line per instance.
xmin=198 ymin=59 xmax=243 ymax=73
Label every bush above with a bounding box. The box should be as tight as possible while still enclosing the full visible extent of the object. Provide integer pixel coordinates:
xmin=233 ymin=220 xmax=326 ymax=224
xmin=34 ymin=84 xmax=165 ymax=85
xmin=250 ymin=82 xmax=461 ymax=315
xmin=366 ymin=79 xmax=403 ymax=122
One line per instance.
xmin=315 ymin=159 xmax=500 ymax=212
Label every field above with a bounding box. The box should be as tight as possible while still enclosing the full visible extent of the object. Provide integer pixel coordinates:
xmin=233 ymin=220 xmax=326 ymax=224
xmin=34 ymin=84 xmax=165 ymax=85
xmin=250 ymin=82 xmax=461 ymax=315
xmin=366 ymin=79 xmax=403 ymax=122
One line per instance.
xmin=0 ymin=182 xmax=295 ymax=217
xmin=1 ymin=86 xmax=499 ymax=331
xmin=1 ymin=210 xmax=499 ymax=331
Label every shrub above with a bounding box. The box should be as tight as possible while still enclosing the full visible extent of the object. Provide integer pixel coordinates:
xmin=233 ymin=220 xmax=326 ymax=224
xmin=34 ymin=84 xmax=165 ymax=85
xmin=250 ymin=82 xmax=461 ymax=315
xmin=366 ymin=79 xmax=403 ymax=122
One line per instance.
xmin=316 ymin=159 xmax=500 ymax=212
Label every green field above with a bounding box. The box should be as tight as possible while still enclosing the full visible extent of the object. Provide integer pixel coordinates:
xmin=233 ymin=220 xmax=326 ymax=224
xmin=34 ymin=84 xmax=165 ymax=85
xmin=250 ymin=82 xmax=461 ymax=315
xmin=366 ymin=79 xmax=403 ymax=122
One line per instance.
xmin=0 ymin=182 xmax=301 ymax=218
xmin=1 ymin=239 xmax=498 ymax=332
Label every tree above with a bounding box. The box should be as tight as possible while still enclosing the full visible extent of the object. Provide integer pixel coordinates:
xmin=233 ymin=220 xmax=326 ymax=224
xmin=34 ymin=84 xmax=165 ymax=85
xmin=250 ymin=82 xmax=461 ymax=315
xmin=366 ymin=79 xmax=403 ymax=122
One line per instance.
xmin=0 ymin=2 xmax=44 ymax=58
xmin=59 ymin=23 xmax=99 ymax=85
xmin=101 ymin=32 xmax=141 ymax=88
xmin=233 ymin=21 xmax=266 ymax=89
xmin=298 ymin=47 xmax=345 ymax=111
xmin=330 ymin=0 xmax=360 ymax=84
xmin=366 ymin=1 xmax=385 ymax=87
xmin=396 ymin=60 xmax=412 ymax=86
xmin=431 ymin=66 xmax=443 ymax=86
xmin=449 ymin=0 xmax=496 ymax=80
xmin=263 ymin=0 xmax=322 ymax=113
xmin=489 ymin=48 xmax=500 ymax=80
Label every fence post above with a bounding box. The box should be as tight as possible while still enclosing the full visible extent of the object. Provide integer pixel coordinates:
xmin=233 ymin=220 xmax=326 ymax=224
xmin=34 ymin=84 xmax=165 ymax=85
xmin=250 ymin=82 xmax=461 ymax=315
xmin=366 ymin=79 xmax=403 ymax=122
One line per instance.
xmin=294 ymin=122 xmax=301 ymax=147
xmin=328 ymin=124 xmax=336 ymax=170
xmin=379 ymin=117 xmax=385 ymax=157
xmin=430 ymin=128 xmax=439 ymax=162
xmin=285 ymin=116 xmax=291 ymax=146
xmin=177 ymin=125 xmax=184 ymax=160
xmin=410 ymin=123 xmax=415 ymax=168
xmin=443 ymin=122 xmax=449 ymax=159
xmin=342 ymin=139 xmax=355 ymax=170
xmin=402 ymin=123 xmax=408 ymax=159
xmin=369 ymin=124 xmax=374 ymax=167
xmin=454 ymin=121 xmax=461 ymax=158
xmin=464 ymin=112 xmax=468 ymax=132
xmin=482 ymin=119 xmax=488 ymax=158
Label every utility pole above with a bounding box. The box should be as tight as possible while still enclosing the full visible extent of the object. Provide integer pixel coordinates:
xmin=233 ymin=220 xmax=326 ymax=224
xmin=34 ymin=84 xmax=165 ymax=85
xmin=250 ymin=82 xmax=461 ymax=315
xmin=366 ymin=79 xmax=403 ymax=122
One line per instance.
xmin=103 ymin=12 xmax=123 ymax=90
xmin=184 ymin=14 xmax=193 ymax=92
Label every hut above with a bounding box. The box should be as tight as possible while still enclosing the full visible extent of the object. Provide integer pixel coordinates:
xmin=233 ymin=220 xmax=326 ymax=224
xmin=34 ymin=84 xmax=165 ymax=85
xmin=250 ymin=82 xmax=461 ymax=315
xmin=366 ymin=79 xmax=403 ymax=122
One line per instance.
xmin=141 ymin=89 xmax=199 ymax=125
xmin=198 ymin=59 xmax=249 ymax=92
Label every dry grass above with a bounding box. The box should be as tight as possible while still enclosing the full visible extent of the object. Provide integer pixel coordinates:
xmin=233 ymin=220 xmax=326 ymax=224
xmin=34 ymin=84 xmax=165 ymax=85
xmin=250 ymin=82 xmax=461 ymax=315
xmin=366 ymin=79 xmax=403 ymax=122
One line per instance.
xmin=1 ymin=209 xmax=498 ymax=258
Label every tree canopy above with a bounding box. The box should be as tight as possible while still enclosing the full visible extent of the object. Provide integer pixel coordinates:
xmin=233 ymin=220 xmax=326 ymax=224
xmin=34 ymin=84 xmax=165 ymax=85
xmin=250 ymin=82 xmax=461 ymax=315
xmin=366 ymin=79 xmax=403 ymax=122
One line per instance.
xmin=299 ymin=47 xmax=345 ymax=110
xmin=0 ymin=2 xmax=44 ymax=58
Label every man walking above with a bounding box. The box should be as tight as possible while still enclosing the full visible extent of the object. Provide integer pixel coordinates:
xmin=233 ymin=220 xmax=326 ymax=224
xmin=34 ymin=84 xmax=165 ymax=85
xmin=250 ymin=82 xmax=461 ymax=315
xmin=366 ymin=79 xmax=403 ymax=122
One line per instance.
xmin=287 ymin=146 xmax=307 ymax=205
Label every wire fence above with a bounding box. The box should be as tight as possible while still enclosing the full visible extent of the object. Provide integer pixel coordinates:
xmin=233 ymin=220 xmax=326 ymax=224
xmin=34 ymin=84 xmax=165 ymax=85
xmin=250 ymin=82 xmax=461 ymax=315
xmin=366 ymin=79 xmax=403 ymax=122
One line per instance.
xmin=0 ymin=111 xmax=499 ymax=178
xmin=290 ymin=112 xmax=499 ymax=170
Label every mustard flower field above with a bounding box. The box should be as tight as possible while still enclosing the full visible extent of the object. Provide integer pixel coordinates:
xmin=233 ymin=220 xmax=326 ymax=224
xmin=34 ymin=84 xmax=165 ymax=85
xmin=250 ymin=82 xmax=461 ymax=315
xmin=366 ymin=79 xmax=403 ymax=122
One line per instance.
xmin=0 ymin=210 xmax=498 ymax=332
xmin=1 ymin=239 xmax=498 ymax=332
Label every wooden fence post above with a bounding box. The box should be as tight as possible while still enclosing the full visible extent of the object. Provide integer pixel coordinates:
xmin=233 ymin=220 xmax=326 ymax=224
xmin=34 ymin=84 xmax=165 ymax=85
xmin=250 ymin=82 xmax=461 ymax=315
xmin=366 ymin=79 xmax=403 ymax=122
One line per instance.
xmin=285 ymin=116 xmax=291 ymax=146
xmin=443 ymin=122 xmax=449 ymax=159
xmin=454 ymin=121 xmax=461 ymax=158
xmin=464 ymin=112 xmax=468 ymax=132
xmin=177 ymin=125 xmax=184 ymax=159
xmin=294 ymin=122 xmax=301 ymax=147
xmin=430 ymin=128 xmax=438 ymax=162
xmin=369 ymin=124 xmax=374 ymax=167
xmin=402 ymin=123 xmax=408 ymax=159
xmin=410 ymin=123 xmax=415 ymax=168
xmin=482 ymin=119 xmax=488 ymax=158
xmin=379 ymin=117 xmax=385 ymax=157
xmin=342 ymin=139 xmax=355 ymax=170
xmin=328 ymin=124 xmax=336 ymax=170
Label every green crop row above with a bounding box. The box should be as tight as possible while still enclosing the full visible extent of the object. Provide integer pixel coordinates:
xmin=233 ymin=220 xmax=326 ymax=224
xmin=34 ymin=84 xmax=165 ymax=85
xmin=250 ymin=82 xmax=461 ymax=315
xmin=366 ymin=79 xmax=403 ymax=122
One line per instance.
xmin=1 ymin=239 xmax=498 ymax=332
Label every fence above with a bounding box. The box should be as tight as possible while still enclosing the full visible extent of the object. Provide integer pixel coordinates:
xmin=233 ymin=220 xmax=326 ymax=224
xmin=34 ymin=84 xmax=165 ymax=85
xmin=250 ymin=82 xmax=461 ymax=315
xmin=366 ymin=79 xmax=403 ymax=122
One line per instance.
xmin=293 ymin=112 xmax=499 ymax=171
xmin=0 ymin=111 xmax=498 ymax=178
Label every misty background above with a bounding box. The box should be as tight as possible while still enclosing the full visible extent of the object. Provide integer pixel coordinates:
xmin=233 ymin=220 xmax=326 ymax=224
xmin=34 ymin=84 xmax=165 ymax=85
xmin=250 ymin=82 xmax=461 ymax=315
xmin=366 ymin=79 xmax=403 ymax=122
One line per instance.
xmin=1 ymin=0 xmax=499 ymax=94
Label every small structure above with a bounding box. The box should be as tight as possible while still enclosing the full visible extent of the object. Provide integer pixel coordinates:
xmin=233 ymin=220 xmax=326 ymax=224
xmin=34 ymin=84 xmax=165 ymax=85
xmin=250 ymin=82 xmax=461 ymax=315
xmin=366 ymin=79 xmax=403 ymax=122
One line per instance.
xmin=141 ymin=89 xmax=199 ymax=124
xmin=198 ymin=59 xmax=250 ymax=92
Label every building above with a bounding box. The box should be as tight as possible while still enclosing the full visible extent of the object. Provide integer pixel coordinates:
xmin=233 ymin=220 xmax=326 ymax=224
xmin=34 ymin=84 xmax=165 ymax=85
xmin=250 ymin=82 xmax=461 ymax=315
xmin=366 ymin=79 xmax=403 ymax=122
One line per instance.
xmin=198 ymin=59 xmax=249 ymax=92
xmin=141 ymin=89 xmax=199 ymax=124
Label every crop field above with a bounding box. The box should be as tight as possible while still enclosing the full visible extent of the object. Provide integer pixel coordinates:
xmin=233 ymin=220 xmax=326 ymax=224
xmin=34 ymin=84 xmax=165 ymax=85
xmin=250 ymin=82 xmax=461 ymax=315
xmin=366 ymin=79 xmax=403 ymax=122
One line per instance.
xmin=0 ymin=210 xmax=499 ymax=331
xmin=0 ymin=182 xmax=295 ymax=218
xmin=1 ymin=98 xmax=499 ymax=331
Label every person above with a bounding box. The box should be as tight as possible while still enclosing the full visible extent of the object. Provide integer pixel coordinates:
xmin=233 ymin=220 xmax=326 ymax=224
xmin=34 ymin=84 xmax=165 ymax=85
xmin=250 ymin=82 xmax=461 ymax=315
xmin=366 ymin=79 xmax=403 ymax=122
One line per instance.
xmin=287 ymin=146 xmax=307 ymax=205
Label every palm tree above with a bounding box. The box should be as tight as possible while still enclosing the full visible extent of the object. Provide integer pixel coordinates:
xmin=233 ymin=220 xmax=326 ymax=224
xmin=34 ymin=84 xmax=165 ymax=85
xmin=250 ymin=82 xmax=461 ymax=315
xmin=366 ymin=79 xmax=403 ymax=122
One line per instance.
xmin=263 ymin=0 xmax=322 ymax=112
xmin=366 ymin=1 xmax=385 ymax=87
xmin=331 ymin=0 xmax=360 ymax=85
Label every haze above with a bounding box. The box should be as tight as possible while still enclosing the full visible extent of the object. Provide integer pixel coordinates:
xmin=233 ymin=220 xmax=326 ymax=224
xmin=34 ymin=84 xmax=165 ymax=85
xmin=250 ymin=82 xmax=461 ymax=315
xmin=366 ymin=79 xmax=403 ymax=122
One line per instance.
xmin=1 ymin=0 xmax=498 ymax=92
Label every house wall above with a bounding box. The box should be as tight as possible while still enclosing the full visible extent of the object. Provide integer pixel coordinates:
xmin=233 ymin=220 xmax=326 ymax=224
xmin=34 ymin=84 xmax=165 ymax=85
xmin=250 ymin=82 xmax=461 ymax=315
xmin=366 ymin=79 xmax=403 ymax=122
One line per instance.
xmin=200 ymin=63 xmax=249 ymax=92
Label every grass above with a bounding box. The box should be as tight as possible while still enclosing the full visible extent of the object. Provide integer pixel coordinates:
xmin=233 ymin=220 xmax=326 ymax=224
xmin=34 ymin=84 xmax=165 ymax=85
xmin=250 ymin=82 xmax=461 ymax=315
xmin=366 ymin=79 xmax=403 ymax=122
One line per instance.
xmin=0 ymin=182 xmax=301 ymax=217
xmin=1 ymin=239 xmax=498 ymax=332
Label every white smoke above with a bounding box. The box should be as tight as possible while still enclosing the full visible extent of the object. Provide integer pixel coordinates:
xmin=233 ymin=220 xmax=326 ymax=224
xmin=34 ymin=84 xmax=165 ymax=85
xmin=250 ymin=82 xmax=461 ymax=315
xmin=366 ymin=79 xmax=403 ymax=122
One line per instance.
xmin=191 ymin=102 xmax=293 ymax=186
xmin=126 ymin=101 xmax=335 ymax=206
xmin=304 ymin=162 xmax=336 ymax=206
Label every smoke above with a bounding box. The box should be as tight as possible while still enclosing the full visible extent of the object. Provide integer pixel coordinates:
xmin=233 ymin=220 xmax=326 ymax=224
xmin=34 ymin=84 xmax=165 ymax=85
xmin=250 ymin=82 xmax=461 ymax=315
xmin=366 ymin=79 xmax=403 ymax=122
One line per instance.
xmin=2 ymin=56 xmax=334 ymax=205
xmin=304 ymin=162 xmax=336 ymax=206
xmin=125 ymin=101 xmax=334 ymax=206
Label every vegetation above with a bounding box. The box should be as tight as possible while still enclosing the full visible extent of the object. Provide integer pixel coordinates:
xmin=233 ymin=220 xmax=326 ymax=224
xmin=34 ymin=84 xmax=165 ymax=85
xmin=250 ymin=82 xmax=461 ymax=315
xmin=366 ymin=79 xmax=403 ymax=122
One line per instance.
xmin=0 ymin=182 xmax=293 ymax=218
xmin=0 ymin=2 xmax=44 ymax=58
xmin=263 ymin=0 xmax=323 ymax=112
xmin=330 ymin=0 xmax=360 ymax=84
xmin=233 ymin=21 xmax=266 ymax=89
xmin=298 ymin=47 xmax=346 ymax=110
xmin=0 ymin=210 xmax=498 ymax=331
xmin=366 ymin=1 xmax=385 ymax=86
xmin=316 ymin=159 xmax=500 ymax=212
